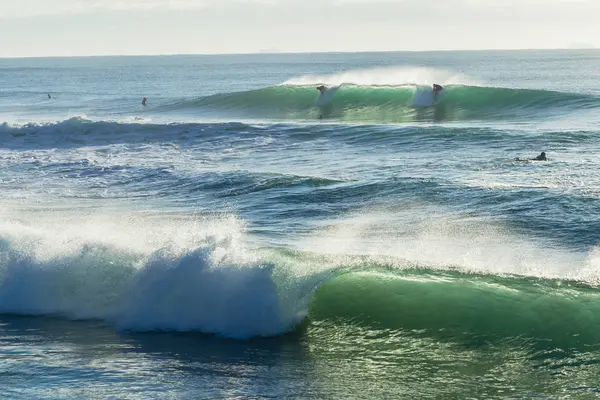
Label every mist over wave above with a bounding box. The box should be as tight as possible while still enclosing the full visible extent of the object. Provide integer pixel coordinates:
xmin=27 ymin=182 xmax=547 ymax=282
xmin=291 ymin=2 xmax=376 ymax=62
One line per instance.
xmin=282 ymin=66 xmax=478 ymax=87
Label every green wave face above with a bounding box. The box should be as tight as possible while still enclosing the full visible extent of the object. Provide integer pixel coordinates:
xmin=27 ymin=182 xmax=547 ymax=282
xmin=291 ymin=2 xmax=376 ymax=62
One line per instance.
xmin=308 ymin=270 xmax=600 ymax=347
xmin=171 ymin=85 xmax=600 ymax=123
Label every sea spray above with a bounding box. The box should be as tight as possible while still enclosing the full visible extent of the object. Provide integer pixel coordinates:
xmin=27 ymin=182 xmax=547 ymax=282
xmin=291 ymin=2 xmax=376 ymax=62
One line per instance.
xmin=0 ymin=213 xmax=304 ymax=338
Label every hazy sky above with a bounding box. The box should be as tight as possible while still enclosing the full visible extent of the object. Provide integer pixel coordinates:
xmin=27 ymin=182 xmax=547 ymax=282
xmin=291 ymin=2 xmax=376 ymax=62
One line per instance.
xmin=1 ymin=0 xmax=598 ymax=57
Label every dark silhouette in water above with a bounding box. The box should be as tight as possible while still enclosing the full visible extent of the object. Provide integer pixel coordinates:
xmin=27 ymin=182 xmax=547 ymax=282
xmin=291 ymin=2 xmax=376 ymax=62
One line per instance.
xmin=433 ymin=84 xmax=443 ymax=99
xmin=515 ymin=152 xmax=547 ymax=162
xmin=142 ymin=97 xmax=147 ymax=106
xmin=47 ymin=94 xmax=51 ymax=99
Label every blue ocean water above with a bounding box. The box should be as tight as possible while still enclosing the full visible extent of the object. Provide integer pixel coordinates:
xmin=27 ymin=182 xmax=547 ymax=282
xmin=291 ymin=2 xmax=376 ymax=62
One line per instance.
xmin=2 ymin=50 xmax=600 ymax=398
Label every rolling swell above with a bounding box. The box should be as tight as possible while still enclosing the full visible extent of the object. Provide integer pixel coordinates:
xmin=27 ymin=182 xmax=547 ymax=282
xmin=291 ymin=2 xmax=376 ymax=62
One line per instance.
xmin=163 ymin=84 xmax=600 ymax=123
xmin=2 ymin=116 xmax=597 ymax=152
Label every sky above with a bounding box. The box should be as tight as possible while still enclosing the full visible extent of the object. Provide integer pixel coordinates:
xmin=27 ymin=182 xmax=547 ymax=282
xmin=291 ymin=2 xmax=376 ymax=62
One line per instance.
xmin=0 ymin=0 xmax=598 ymax=57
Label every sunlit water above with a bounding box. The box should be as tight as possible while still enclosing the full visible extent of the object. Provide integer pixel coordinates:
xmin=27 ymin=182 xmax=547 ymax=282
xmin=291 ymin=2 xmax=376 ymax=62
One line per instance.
xmin=2 ymin=50 xmax=600 ymax=398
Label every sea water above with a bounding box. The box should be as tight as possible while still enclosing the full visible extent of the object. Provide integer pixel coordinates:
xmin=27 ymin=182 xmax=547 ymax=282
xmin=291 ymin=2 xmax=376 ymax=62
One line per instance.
xmin=1 ymin=50 xmax=600 ymax=398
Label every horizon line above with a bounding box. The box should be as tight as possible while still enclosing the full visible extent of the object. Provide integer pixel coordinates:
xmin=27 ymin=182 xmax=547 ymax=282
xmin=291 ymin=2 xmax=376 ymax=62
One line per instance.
xmin=0 ymin=47 xmax=597 ymax=60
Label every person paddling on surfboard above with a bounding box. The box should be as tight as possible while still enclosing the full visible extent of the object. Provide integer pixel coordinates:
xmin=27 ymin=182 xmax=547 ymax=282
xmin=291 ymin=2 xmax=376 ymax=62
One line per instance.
xmin=532 ymin=151 xmax=547 ymax=161
xmin=433 ymin=84 xmax=443 ymax=99
xmin=514 ymin=151 xmax=548 ymax=162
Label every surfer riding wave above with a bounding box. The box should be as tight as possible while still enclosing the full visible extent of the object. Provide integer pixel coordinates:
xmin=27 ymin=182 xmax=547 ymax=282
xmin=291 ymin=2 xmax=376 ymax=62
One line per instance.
xmin=433 ymin=84 xmax=443 ymax=99
xmin=315 ymin=84 xmax=341 ymax=119
xmin=316 ymin=85 xmax=340 ymax=106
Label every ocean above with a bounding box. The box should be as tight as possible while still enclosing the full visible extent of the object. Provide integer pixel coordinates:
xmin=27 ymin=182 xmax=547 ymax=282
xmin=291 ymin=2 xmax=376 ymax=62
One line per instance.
xmin=1 ymin=49 xmax=600 ymax=399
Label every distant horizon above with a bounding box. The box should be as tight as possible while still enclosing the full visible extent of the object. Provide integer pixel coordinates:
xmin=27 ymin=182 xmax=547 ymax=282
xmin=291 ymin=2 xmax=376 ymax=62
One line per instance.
xmin=0 ymin=46 xmax=598 ymax=60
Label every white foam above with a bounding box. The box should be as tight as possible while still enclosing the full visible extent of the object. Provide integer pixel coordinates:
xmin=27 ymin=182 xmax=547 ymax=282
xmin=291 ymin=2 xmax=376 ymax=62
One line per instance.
xmin=0 ymin=211 xmax=303 ymax=338
xmin=112 ymin=245 xmax=291 ymax=338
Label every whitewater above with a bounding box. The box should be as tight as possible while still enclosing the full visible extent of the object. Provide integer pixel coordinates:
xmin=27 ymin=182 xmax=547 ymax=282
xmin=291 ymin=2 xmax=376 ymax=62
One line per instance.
xmin=2 ymin=50 xmax=600 ymax=399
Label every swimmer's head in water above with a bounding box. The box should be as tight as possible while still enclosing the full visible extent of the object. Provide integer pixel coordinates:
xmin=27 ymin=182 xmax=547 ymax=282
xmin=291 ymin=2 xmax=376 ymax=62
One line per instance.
xmin=316 ymin=85 xmax=326 ymax=93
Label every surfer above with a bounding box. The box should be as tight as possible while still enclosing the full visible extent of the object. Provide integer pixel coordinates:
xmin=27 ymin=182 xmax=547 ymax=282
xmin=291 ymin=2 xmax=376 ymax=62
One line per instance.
xmin=315 ymin=85 xmax=337 ymax=119
xmin=316 ymin=86 xmax=325 ymax=119
xmin=142 ymin=97 xmax=147 ymax=106
xmin=47 ymin=93 xmax=51 ymax=99
xmin=433 ymin=84 xmax=443 ymax=98
xmin=514 ymin=152 xmax=547 ymax=162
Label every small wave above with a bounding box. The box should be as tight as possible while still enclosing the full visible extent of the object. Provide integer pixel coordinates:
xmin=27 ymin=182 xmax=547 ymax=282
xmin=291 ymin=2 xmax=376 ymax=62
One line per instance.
xmin=0 ymin=118 xmax=254 ymax=149
xmin=2 ymin=117 xmax=598 ymax=153
xmin=185 ymin=171 xmax=346 ymax=198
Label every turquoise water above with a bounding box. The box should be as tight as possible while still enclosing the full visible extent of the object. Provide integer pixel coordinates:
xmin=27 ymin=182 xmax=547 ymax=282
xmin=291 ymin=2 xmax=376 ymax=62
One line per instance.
xmin=2 ymin=50 xmax=600 ymax=398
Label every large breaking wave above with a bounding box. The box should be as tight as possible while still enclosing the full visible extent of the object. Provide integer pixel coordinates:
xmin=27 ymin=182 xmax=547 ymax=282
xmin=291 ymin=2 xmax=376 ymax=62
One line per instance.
xmin=158 ymin=84 xmax=600 ymax=123
xmin=1 ymin=209 xmax=600 ymax=348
